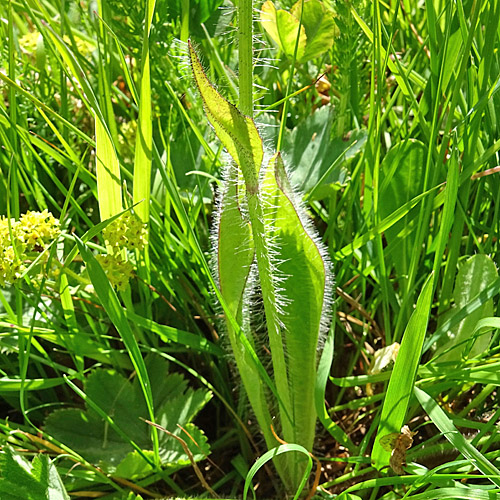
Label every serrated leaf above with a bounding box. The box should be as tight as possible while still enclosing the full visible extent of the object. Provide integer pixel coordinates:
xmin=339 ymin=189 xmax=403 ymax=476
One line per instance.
xmin=188 ymin=41 xmax=263 ymax=191
xmin=115 ymin=424 xmax=210 ymax=478
xmin=0 ymin=447 xmax=70 ymax=500
xmin=44 ymin=357 xmax=211 ymax=478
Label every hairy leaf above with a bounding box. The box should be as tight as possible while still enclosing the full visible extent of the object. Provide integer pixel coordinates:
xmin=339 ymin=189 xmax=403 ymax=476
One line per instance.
xmin=188 ymin=41 xmax=263 ymax=192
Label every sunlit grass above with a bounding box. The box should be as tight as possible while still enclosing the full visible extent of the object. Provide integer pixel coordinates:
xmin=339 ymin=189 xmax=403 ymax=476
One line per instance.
xmin=0 ymin=0 xmax=499 ymax=498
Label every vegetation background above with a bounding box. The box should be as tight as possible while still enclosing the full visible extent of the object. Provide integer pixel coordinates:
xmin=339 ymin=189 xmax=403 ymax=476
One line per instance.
xmin=1 ymin=0 xmax=500 ymax=498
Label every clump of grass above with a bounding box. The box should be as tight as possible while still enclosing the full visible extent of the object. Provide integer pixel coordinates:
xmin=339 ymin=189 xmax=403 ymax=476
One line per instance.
xmin=1 ymin=0 xmax=500 ymax=498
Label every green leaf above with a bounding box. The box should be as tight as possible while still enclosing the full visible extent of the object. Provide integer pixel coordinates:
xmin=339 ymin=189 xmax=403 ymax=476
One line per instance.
xmin=243 ymin=444 xmax=313 ymax=500
xmin=380 ymin=140 xmax=426 ymax=280
xmin=434 ymin=254 xmax=498 ymax=361
xmin=415 ymin=386 xmax=500 ymax=488
xmin=260 ymin=1 xmax=306 ymax=62
xmin=217 ymin=168 xmax=255 ymax=319
xmin=215 ymin=166 xmax=277 ymax=455
xmin=44 ymin=358 xmax=211 ymax=478
xmin=262 ymin=153 xmax=329 ymax=467
xmin=371 ymin=273 xmax=434 ymax=470
xmin=290 ymin=0 xmax=335 ymax=62
xmin=133 ymin=0 xmax=156 ymax=229
xmin=261 ymin=0 xmax=334 ymax=63
xmin=315 ymin=322 xmax=357 ymax=452
xmin=0 ymin=447 xmax=70 ymax=500
xmin=95 ymin=113 xmax=123 ymax=223
xmin=125 ymin=310 xmax=223 ymax=356
xmin=259 ymin=109 xmax=364 ymax=199
xmin=188 ymin=41 xmax=263 ymax=193
xmin=75 ymin=236 xmax=158 ymax=458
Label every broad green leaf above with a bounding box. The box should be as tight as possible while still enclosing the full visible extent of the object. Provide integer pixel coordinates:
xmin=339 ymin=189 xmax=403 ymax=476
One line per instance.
xmin=262 ymin=153 xmax=328 ymax=464
xmin=188 ymin=42 xmax=263 ymax=191
xmin=95 ymin=114 xmax=123 ymax=223
xmin=260 ymin=1 xmax=306 ymax=62
xmin=380 ymin=140 xmax=426 ymax=281
xmin=0 ymin=447 xmax=70 ymax=500
xmin=217 ymin=169 xmax=254 ymax=319
xmin=290 ymin=0 xmax=335 ymax=62
xmin=215 ymin=167 xmax=276 ymax=456
xmin=372 ymin=273 xmax=434 ymax=470
xmin=423 ymin=277 xmax=500 ymax=353
xmin=259 ymin=109 xmax=364 ymax=199
xmin=435 ymin=255 xmax=498 ymax=361
xmin=44 ymin=359 xmax=211 ymax=478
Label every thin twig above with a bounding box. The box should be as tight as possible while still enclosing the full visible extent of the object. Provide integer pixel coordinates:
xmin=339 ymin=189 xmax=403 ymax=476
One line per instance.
xmin=143 ymin=419 xmax=218 ymax=498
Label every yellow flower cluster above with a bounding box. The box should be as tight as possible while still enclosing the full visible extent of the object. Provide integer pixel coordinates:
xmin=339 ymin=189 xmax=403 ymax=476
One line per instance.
xmin=18 ymin=31 xmax=95 ymax=57
xmin=96 ymin=254 xmax=134 ymax=293
xmin=0 ymin=210 xmax=60 ymax=286
xmin=103 ymin=213 xmax=147 ymax=254
xmin=98 ymin=213 xmax=147 ymax=292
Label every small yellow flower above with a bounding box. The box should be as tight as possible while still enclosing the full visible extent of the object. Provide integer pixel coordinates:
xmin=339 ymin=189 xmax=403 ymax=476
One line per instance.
xmin=19 ymin=210 xmax=60 ymax=250
xmin=0 ymin=210 xmax=60 ymax=286
xmin=96 ymin=254 xmax=134 ymax=292
xmin=103 ymin=213 xmax=147 ymax=254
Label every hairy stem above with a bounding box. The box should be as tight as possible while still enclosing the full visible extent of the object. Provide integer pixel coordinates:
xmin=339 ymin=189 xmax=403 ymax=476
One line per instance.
xmin=246 ymin=192 xmax=293 ymax=444
xmin=238 ymin=0 xmax=253 ymax=116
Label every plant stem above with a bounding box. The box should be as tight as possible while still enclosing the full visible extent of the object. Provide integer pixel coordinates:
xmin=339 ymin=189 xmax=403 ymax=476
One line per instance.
xmin=180 ymin=0 xmax=189 ymax=42
xmin=238 ymin=0 xmax=253 ymax=116
xmin=246 ymin=191 xmax=294 ymax=444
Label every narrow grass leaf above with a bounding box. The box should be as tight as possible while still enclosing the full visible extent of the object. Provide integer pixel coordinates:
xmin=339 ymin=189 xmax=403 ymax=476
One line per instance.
xmin=125 ymin=311 xmax=223 ymax=356
xmin=414 ymin=386 xmax=500 ymax=487
xmin=315 ymin=320 xmax=357 ymax=452
xmin=243 ymin=444 xmax=313 ymax=500
xmin=74 ymin=237 xmax=159 ymax=463
xmin=95 ymin=113 xmax=123 ymax=222
xmin=0 ymin=377 xmax=65 ymax=391
xmin=405 ymin=489 xmax=500 ymax=500
xmin=133 ymin=0 xmax=156 ymax=227
xmin=334 ymin=185 xmax=440 ymax=259
xmin=372 ymin=273 xmax=434 ymax=469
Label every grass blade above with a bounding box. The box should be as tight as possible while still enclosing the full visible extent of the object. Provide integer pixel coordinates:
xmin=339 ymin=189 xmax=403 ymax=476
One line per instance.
xmin=414 ymin=386 xmax=500 ymax=488
xmin=372 ymin=273 xmax=434 ymax=470
xmin=74 ymin=236 xmax=159 ymax=464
